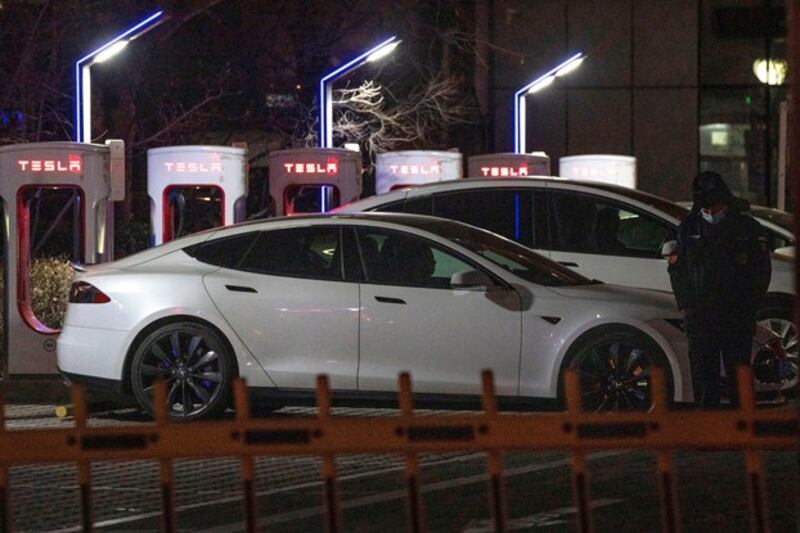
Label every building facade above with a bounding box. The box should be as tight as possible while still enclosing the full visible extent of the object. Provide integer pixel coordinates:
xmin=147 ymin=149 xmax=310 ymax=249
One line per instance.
xmin=489 ymin=0 xmax=787 ymax=204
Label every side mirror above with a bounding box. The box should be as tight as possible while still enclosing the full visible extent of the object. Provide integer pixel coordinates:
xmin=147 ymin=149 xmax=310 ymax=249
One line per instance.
xmin=451 ymin=269 xmax=494 ymax=290
xmin=660 ymin=240 xmax=678 ymax=258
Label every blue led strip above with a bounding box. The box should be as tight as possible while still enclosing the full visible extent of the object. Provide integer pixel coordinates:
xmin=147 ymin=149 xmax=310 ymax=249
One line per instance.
xmin=318 ymin=36 xmax=398 ymax=148
xmin=74 ymin=10 xmax=165 ymax=142
xmin=514 ymin=52 xmax=585 ymax=154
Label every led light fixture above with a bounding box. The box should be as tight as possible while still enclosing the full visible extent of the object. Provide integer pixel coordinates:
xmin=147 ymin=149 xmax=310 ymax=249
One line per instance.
xmin=514 ymin=52 xmax=586 ymax=154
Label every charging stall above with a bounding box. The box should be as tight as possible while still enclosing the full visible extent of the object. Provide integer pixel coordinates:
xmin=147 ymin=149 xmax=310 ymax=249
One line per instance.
xmin=467 ymin=152 xmax=551 ymax=178
xmin=269 ymin=148 xmax=362 ymax=216
xmin=0 ymin=141 xmax=124 ymax=375
xmin=148 ymin=145 xmax=247 ymax=246
xmin=559 ymin=154 xmax=637 ymax=189
xmin=375 ymin=150 xmax=462 ymax=194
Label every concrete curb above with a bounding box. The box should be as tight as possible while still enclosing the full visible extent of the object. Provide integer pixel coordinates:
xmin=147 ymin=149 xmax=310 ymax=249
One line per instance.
xmin=1 ymin=377 xmax=71 ymax=404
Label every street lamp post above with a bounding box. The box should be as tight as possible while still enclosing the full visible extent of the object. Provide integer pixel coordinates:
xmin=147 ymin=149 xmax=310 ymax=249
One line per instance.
xmin=318 ymin=36 xmax=400 ymax=148
xmin=75 ymin=10 xmax=165 ymax=143
xmin=514 ymin=52 xmax=586 ymax=154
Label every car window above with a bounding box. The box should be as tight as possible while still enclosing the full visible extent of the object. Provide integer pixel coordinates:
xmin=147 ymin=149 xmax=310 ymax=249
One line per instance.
xmin=764 ymin=227 xmax=792 ymax=251
xmin=238 ymin=226 xmax=343 ymax=280
xmin=184 ymin=232 xmax=258 ymax=268
xmin=373 ymin=195 xmax=433 ymax=215
xmin=431 ymin=189 xmax=535 ymax=248
xmin=548 ymin=191 xmax=674 ymax=258
xmin=355 ymin=227 xmax=476 ymax=289
xmin=403 ymin=218 xmax=591 ymax=286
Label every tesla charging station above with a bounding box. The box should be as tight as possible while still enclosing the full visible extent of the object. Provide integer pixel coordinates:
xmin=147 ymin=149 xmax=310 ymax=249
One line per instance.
xmin=148 ymin=145 xmax=248 ymax=246
xmin=559 ymin=154 xmax=637 ymax=189
xmin=467 ymin=152 xmax=551 ymax=178
xmin=0 ymin=141 xmax=124 ymax=376
xmin=269 ymin=148 xmax=362 ymax=216
xmin=375 ymin=150 xmax=463 ymax=194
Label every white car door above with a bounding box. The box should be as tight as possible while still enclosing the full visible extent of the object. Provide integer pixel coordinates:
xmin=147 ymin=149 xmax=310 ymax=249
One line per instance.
xmin=546 ymin=190 xmax=676 ymax=291
xmin=354 ymin=226 xmax=522 ymax=395
xmin=202 ymin=226 xmax=359 ymax=390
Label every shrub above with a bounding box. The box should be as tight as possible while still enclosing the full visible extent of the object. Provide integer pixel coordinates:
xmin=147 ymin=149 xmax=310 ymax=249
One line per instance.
xmin=30 ymin=256 xmax=74 ymax=330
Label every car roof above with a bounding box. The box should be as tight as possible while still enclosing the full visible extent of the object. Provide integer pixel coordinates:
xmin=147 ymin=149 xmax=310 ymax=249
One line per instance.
xmin=207 ymin=211 xmax=478 ymax=236
xmin=338 ymin=177 xmax=689 ymax=221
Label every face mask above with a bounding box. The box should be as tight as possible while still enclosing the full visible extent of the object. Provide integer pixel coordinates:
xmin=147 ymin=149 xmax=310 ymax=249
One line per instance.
xmin=701 ymin=209 xmax=726 ymax=224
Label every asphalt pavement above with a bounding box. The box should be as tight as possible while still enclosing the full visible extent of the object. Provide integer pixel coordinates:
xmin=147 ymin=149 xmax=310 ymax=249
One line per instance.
xmin=2 ymin=401 xmax=798 ymax=532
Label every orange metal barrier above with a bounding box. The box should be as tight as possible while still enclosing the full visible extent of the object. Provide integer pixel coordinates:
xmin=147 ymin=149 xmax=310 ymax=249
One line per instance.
xmin=0 ymin=367 xmax=798 ymax=533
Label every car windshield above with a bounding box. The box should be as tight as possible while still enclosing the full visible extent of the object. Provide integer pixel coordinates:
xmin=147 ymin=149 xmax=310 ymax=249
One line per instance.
xmin=406 ymin=218 xmax=593 ymax=286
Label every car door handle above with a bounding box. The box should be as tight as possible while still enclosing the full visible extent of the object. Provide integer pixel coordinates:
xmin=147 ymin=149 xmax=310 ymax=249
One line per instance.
xmin=225 ymin=285 xmax=258 ymax=293
xmin=558 ymin=261 xmax=579 ymax=267
xmin=375 ymin=296 xmax=406 ymax=304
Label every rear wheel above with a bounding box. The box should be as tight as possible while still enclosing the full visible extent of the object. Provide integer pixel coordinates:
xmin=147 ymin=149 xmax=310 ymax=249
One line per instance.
xmin=562 ymin=326 xmax=672 ymax=412
xmin=130 ymin=322 xmax=235 ymax=420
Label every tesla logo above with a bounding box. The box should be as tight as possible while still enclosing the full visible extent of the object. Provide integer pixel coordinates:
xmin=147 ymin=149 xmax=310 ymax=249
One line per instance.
xmin=389 ymin=164 xmax=442 ymax=175
xmin=480 ymin=165 xmax=529 ymax=177
xmin=284 ymin=158 xmax=339 ymax=175
xmin=17 ymin=155 xmax=83 ymax=173
xmin=163 ymin=160 xmax=223 ymax=173
xmin=569 ymin=167 xmax=616 ymax=178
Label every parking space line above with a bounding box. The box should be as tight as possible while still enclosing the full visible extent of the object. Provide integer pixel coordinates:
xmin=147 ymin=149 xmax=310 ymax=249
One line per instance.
xmin=193 ymin=451 xmax=626 ymax=532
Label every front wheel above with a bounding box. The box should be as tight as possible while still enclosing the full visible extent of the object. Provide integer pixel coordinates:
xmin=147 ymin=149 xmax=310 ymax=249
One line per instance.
xmin=757 ymin=305 xmax=798 ymax=392
xmin=562 ymin=326 xmax=672 ymax=412
xmin=130 ymin=322 xmax=236 ymax=420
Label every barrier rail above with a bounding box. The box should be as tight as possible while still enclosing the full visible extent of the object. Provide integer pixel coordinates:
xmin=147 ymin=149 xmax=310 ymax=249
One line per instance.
xmin=0 ymin=367 xmax=797 ymax=533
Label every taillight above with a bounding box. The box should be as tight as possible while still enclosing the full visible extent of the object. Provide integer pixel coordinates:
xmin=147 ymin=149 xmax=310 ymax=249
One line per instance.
xmin=69 ymin=282 xmax=111 ymax=304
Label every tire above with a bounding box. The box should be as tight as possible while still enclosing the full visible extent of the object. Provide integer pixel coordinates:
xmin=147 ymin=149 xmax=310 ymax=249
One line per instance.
xmin=130 ymin=322 xmax=236 ymax=420
xmin=756 ymin=304 xmax=798 ymax=393
xmin=560 ymin=325 xmax=673 ymax=412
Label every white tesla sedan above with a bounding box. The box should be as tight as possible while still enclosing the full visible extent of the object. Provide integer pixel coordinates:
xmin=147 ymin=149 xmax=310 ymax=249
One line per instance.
xmin=337 ymin=178 xmax=797 ymax=392
xmin=57 ymin=214 xmax=776 ymax=419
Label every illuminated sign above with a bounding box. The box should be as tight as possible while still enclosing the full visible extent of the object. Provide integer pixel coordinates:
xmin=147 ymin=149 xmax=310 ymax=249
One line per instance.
xmin=283 ymin=158 xmax=339 ymax=175
xmin=389 ymin=164 xmax=442 ymax=176
xmin=480 ymin=165 xmax=528 ymax=177
xmin=17 ymin=155 xmax=82 ymax=174
xmin=569 ymin=167 xmax=617 ymax=179
xmin=163 ymin=161 xmax=223 ymax=173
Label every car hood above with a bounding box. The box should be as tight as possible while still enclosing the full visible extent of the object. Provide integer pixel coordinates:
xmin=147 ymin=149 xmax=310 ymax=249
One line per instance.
xmin=547 ymin=283 xmax=681 ymax=318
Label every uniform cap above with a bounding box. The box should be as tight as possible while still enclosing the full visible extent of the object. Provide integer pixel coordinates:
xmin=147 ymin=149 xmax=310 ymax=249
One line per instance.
xmin=693 ymin=171 xmax=733 ymax=208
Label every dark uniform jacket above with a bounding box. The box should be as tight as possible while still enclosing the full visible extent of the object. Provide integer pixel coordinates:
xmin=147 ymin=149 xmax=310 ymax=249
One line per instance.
xmin=668 ymin=199 xmax=771 ymax=328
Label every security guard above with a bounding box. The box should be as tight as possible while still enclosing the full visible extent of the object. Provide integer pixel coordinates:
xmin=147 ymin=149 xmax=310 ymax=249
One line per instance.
xmin=668 ymin=171 xmax=771 ymax=407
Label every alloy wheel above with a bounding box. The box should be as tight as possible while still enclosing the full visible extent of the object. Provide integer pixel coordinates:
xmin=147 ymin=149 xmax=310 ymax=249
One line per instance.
xmin=757 ymin=317 xmax=799 ymax=391
xmin=572 ymin=339 xmax=656 ymax=412
xmin=136 ymin=330 xmax=225 ymax=418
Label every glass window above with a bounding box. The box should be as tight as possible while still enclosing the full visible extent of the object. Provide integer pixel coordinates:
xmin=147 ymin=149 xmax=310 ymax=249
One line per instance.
xmin=165 ymin=185 xmax=224 ymax=242
xmin=548 ymin=191 xmax=674 ymax=258
xmin=432 ymin=189 xmax=534 ymax=247
xmin=764 ymin=229 xmax=791 ymax=251
xmin=699 ymin=88 xmax=769 ymax=205
xmin=373 ymin=195 xmax=433 ymax=215
xmin=284 ymin=184 xmax=340 ymax=214
xmin=400 ymin=218 xmax=591 ymax=287
xmin=355 ymin=228 xmax=475 ymax=289
xmin=238 ymin=226 xmax=343 ymax=280
xmin=185 ymin=233 xmax=258 ymax=268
